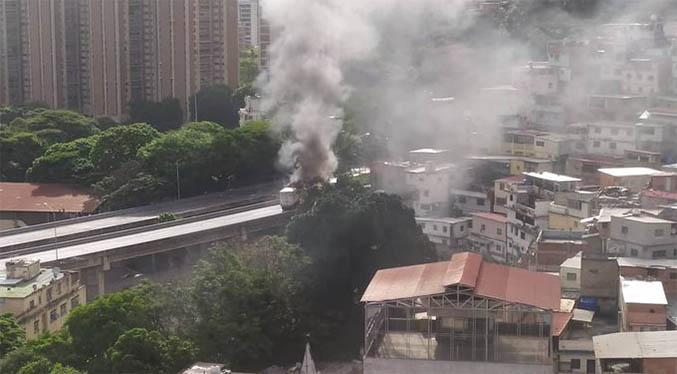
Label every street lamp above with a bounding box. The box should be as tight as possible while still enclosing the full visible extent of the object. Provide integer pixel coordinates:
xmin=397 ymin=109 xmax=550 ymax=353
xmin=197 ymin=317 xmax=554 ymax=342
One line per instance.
xmin=42 ymin=202 xmax=59 ymax=261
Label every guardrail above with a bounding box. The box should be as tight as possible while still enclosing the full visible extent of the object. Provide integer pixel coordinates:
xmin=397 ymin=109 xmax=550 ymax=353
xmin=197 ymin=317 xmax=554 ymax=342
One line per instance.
xmin=0 ymin=199 xmax=279 ymax=261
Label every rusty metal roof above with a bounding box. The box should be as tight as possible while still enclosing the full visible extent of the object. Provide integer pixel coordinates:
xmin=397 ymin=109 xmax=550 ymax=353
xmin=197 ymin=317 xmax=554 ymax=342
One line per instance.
xmin=442 ymin=252 xmax=482 ymax=288
xmin=360 ymin=261 xmax=448 ymax=302
xmin=552 ymin=312 xmax=573 ymax=337
xmin=362 ymin=252 xmax=561 ymax=311
xmin=0 ymin=182 xmax=99 ymax=213
xmin=474 ymin=262 xmax=561 ymax=310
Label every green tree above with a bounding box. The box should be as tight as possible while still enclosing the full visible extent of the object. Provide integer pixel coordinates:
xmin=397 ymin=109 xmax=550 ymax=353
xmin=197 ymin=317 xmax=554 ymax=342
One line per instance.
xmin=139 ymin=128 xmax=216 ymax=196
xmin=191 ymin=236 xmax=310 ymax=368
xmin=106 ymin=328 xmax=195 ymax=374
xmin=107 ymin=328 xmax=167 ymax=374
xmin=94 ymin=171 xmax=170 ymax=212
xmin=17 ymin=357 xmax=53 ymax=374
xmin=26 ymin=331 xmax=81 ymax=370
xmin=287 ymin=178 xmax=436 ymax=358
xmin=129 ymin=98 xmax=183 ymax=132
xmin=0 ymin=313 xmax=25 ymax=357
xmin=239 ymin=47 xmax=260 ymax=87
xmin=90 ymin=123 xmax=160 ymax=173
xmin=26 ymin=136 xmax=99 ymax=184
xmin=188 ymin=85 xmax=240 ymax=128
xmin=0 ymin=130 xmax=45 ymax=181
xmin=8 ymin=109 xmax=99 ymax=145
xmin=0 ymin=345 xmax=37 ymax=374
xmin=65 ymin=287 xmax=158 ymax=369
xmin=50 ymin=363 xmax=85 ymax=374
xmin=228 ymin=121 xmax=279 ymax=182
xmin=96 ymin=116 xmax=118 ymax=131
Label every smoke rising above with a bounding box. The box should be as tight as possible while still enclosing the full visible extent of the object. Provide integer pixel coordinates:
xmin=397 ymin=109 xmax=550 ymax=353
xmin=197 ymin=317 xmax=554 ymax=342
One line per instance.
xmin=261 ymin=0 xmax=677 ymax=182
xmin=260 ymin=0 xmax=377 ymax=182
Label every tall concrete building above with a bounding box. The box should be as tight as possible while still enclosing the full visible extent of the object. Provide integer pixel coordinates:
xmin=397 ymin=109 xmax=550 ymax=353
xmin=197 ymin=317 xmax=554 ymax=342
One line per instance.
xmin=237 ymin=0 xmax=271 ymax=68
xmin=0 ymin=0 xmax=239 ymax=120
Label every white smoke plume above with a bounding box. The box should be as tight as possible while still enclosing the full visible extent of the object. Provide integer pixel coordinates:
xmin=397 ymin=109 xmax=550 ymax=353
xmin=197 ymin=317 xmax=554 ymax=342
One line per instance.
xmin=260 ymin=0 xmax=378 ymax=182
xmin=260 ymin=0 xmax=474 ymax=182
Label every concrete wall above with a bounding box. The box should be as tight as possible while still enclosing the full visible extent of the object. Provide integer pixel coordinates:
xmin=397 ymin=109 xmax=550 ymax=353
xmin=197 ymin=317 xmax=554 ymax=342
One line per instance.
xmin=364 ymin=358 xmax=554 ymax=374
xmin=560 ymin=265 xmax=581 ymax=292
xmin=643 ymin=358 xmax=677 ymax=374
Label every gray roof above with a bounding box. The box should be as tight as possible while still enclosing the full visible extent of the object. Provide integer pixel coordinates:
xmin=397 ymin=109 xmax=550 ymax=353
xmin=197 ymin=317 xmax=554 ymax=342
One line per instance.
xmin=593 ymin=331 xmax=677 ymax=359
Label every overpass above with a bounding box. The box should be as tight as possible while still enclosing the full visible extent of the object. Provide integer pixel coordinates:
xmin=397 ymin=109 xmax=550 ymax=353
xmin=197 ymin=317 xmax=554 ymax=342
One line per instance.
xmin=0 ymin=201 xmax=291 ymax=301
xmin=0 ymin=181 xmax=281 ymax=252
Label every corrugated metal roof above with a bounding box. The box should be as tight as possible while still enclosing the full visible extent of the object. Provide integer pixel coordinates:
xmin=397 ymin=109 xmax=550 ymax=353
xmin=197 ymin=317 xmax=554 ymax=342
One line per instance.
xmin=593 ymin=331 xmax=677 ymax=359
xmin=0 ymin=182 xmax=99 ymax=213
xmin=361 ymin=252 xmax=561 ymax=311
xmin=442 ymin=252 xmax=481 ymax=288
xmin=552 ymin=312 xmax=573 ymax=336
xmin=474 ymin=262 xmax=561 ymax=310
xmin=360 ymin=261 xmax=448 ymax=302
xmin=620 ymin=277 xmax=668 ymax=305
xmin=572 ymin=308 xmax=595 ymax=323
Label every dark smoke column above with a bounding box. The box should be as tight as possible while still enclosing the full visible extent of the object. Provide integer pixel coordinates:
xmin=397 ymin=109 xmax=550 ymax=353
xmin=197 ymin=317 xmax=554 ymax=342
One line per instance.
xmin=260 ymin=0 xmax=376 ymax=182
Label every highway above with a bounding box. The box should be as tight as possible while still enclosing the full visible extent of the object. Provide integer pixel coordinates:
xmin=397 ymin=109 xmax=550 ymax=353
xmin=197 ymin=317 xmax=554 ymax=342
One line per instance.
xmin=0 ymin=181 xmax=281 ymax=251
xmin=0 ymin=204 xmax=284 ymax=270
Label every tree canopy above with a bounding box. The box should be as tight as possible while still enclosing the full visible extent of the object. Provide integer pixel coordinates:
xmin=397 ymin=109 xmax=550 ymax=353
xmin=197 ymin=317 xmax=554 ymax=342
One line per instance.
xmin=188 ymin=85 xmax=240 ymax=128
xmin=129 ymin=97 xmax=183 ymax=132
xmin=191 ymin=236 xmax=310 ymax=369
xmin=287 ymin=178 xmax=436 ymax=357
xmin=0 ymin=313 xmax=25 ymax=357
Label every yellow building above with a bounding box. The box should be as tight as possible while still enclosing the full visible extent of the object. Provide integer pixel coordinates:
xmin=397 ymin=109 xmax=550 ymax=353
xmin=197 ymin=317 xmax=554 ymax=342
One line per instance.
xmin=0 ymin=259 xmax=86 ymax=339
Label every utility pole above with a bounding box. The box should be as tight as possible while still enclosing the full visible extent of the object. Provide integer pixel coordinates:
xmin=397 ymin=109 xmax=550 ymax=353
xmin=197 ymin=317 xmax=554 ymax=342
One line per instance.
xmin=43 ymin=202 xmax=59 ymax=261
xmin=176 ymin=160 xmax=181 ymax=200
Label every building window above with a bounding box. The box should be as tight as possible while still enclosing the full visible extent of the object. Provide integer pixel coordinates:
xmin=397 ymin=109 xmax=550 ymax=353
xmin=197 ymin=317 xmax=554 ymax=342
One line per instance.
xmin=481 ymin=224 xmax=486 ymax=231
xmin=594 ymin=127 xmax=601 ymax=134
xmin=655 ymin=229 xmax=665 ymax=237
xmin=622 ymin=226 xmax=629 ymax=234
xmin=571 ymin=359 xmax=581 ymax=369
xmin=433 ymin=225 xmax=438 ymax=231
xmin=71 ymin=296 xmax=80 ymax=309
xmin=497 ymin=228 xmax=502 ymax=235
xmin=47 ymin=288 xmax=53 ymax=301
xmin=423 ymin=190 xmax=429 ymax=197
xmin=648 ymin=268 xmax=659 ymax=277
xmin=509 ymin=195 xmax=514 ymax=201
xmin=420 ymin=223 xmax=426 ymax=229
xmin=460 ymin=225 xmax=464 ymax=232
xmin=33 ymin=320 xmax=39 ymax=335
xmin=60 ymin=303 xmax=67 ymax=317
xmin=611 ymin=128 xmax=619 ymax=135
xmin=631 ymin=249 xmax=639 ymax=257
xmin=593 ymin=141 xmax=600 ymax=148
xmin=653 ymin=250 xmax=667 ymax=258
xmin=57 ymin=282 xmax=62 ymax=295
xmin=567 ymin=273 xmax=577 ymax=281
xmin=443 ymin=226 xmax=448 ymax=233
xmin=610 ymin=142 xmax=616 ymax=149
xmin=674 ymin=248 xmax=677 ymax=257
xmin=50 ymin=309 xmax=58 ymax=323
xmin=458 ymin=196 xmax=467 ymax=204
xmin=670 ymin=273 xmax=677 ymax=279
xmin=477 ymin=198 xmax=485 ymax=206
xmin=29 ymin=300 xmax=35 ymax=309
xmin=536 ymin=141 xmax=545 ymax=147
xmin=520 ymin=232 xmax=526 ymax=240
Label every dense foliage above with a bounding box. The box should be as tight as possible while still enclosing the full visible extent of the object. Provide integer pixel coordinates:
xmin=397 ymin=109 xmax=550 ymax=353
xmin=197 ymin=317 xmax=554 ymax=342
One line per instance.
xmin=0 ymin=103 xmax=281 ymax=211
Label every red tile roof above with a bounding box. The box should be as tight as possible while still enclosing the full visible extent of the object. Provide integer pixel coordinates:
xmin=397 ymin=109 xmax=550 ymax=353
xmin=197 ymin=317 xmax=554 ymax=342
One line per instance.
xmin=471 ymin=212 xmax=508 ymax=223
xmin=0 ymin=182 xmax=99 ymax=213
xmin=642 ymin=189 xmax=677 ymax=201
xmin=361 ymin=252 xmax=561 ymax=311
